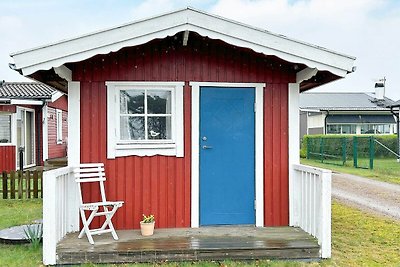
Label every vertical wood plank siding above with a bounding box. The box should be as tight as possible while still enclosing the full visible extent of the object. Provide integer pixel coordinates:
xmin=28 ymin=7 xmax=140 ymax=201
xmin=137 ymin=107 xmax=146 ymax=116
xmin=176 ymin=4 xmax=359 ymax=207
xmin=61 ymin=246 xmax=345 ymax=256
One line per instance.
xmin=0 ymin=146 xmax=16 ymax=172
xmin=47 ymin=107 xmax=68 ymax=159
xmin=73 ymin=33 xmax=294 ymax=229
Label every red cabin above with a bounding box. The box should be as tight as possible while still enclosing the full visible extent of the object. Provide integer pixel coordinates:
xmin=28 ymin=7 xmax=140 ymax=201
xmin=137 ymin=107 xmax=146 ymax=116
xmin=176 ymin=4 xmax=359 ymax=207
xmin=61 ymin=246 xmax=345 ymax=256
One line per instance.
xmin=10 ymin=8 xmax=355 ymax=264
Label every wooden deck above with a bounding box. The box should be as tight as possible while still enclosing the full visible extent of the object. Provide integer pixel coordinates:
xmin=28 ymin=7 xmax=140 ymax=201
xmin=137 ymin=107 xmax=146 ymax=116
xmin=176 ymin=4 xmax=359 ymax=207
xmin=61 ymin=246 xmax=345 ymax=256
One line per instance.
xmin=56 ymin=226 xmax=320 ymax=264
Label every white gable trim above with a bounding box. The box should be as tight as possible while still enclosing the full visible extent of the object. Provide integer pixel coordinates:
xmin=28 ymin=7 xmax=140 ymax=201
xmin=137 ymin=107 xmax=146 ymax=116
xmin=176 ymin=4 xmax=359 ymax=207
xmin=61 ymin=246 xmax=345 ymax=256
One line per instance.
xmin=11 ymin=8 xmax=355 ymax=79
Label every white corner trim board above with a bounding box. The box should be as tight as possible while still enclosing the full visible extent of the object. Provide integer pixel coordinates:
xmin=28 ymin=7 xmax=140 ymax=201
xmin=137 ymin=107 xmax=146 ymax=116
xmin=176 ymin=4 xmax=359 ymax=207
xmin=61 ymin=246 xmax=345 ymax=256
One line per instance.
xmin=190 ymin=82 xmax=264 ymax=228
xmin=68 ymin=81 xmax=80 ymax=167
xmin=288 ymin=83 xmax=300 ymax=226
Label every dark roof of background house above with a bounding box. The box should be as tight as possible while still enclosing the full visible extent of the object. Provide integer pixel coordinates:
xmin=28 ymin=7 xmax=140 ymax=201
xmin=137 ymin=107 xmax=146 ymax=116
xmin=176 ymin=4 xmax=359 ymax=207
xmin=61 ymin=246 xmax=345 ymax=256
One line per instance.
xmin=299 ymin=92 xmax=395 ymax=111
xmin=0 ymin=81 xmax=56 ymax=100
xmin=390 ymin=100 xmax=400 ymax=107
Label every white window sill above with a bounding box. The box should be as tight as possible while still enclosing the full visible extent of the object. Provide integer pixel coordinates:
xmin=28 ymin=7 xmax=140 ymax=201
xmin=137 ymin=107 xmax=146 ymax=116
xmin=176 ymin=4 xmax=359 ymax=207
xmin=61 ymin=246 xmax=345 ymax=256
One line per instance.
xmin=0 ymin=143 xmax=14 ymax=146
xmin=114 ymin=144 xmax=179 ymax=157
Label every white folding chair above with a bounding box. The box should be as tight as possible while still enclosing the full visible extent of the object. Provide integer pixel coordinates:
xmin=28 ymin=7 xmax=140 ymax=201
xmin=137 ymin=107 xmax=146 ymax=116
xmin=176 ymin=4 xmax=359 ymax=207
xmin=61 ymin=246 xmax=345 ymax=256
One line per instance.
xmin=73 ymin=163 xmax=124 ymax=244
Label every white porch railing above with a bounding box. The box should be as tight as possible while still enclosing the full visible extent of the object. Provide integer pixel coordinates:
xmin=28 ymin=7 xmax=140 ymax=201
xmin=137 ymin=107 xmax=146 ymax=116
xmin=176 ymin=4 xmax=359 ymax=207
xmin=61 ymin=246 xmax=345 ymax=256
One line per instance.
xmin=291 ymin=164 xmax=332 ymax=258
xmin=43 ymin=166 xmax=79 ymax=265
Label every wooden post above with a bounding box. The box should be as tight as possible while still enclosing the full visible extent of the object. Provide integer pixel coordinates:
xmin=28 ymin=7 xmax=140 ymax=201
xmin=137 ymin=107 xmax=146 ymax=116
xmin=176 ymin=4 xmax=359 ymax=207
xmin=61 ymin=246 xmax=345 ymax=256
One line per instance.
xmin=40 ymin=171 xmax=43 ymax=198
xmin=320 ymin=169 xmax=332 ymax=258
xmin=2 ymin=172 xmax=7 ymax=199
xmin=10 ymin=171 xmax=15 ymax=199
xmin=33 ymin=171 xmax=39 ymax=198
xmin=26 ymin=171 xmax=31 ymax=199
xmin=18 ymin=170 xmax=23 ymax=199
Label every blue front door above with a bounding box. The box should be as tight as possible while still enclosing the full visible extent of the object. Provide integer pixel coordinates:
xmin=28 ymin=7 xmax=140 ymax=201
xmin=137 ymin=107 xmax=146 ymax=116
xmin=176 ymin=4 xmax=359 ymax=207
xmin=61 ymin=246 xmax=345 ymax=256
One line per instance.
xmin=200 ymin=86 xmax=255 ymax=225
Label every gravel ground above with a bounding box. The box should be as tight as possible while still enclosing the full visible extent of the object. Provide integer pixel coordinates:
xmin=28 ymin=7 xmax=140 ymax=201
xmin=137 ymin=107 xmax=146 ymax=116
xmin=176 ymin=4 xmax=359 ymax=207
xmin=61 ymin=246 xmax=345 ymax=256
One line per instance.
xmin=332 ymin=172 xmax=400 ymax=221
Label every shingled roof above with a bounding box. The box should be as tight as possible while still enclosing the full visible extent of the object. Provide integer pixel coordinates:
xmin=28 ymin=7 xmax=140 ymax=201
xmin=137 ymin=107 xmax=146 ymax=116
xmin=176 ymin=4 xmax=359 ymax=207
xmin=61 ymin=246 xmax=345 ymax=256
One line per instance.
xmin=299 ymin=92 xmax=395 ymax=111
xmin=390 ymin=100 xmax=400 ymax=108
xmin=0 ymin=81 xmax=56 ymax=100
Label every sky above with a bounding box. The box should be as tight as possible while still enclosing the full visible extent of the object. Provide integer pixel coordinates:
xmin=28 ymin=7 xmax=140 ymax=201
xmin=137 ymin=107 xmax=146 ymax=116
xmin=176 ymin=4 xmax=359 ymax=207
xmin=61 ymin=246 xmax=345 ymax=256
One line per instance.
xmin=1 ymin=0 xmax=399 ymax=100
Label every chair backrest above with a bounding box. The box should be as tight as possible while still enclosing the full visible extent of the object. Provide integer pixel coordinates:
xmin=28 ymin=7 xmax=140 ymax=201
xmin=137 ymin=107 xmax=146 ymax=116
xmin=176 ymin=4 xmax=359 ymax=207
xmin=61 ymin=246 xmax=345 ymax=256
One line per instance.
xmin=73 ymin=163 xmax=107 ymax=204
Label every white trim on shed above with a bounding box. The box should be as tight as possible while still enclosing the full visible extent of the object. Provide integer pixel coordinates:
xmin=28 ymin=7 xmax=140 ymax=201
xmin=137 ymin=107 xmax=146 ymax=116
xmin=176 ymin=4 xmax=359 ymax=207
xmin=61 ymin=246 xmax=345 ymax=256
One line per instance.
xmin=10 ymin=8 xmax=355 ymax=79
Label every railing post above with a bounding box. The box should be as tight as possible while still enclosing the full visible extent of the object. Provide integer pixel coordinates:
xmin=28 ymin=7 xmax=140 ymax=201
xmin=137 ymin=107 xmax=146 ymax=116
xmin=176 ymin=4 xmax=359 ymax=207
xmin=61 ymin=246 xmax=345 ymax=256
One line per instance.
xmin=320 ymin=169 xmax=332 ymax=258
xmin=67 ymin=170 xmax=80 ymax=233
xmin=42 ymin=170 xmax=57 ymax=265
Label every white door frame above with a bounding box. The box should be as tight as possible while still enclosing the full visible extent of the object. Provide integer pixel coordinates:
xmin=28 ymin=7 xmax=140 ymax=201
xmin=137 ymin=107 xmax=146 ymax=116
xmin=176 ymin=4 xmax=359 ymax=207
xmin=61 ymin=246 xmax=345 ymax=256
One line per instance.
xmin=16 ymin=106 xmax=36 ymax=169
xmin=190 ymin=82 xmax=265 ymax=228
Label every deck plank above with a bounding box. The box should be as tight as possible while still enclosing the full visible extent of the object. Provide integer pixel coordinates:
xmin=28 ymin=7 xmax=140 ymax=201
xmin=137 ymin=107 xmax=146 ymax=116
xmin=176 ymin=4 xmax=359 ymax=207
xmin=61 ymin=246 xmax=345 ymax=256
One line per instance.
xmin=57 ymin=226 xmax=320 ymax=264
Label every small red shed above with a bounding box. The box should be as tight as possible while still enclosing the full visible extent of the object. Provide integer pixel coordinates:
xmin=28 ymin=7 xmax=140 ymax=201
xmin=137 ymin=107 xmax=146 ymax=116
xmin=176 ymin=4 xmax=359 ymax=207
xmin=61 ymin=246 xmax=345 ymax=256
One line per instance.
xmin=10 ymin=8 xmax=355 ymax=264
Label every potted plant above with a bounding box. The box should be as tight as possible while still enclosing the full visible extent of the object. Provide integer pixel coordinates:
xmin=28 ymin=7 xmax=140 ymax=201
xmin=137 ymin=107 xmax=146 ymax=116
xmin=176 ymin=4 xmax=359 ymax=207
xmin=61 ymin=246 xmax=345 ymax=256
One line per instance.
xmin=140 ymin=214 xmax=155 ymax=236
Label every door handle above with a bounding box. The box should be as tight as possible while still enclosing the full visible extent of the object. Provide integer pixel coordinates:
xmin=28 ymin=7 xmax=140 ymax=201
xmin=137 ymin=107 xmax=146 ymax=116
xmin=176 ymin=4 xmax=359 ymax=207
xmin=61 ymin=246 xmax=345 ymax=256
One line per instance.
xmin=202 ymin=145 xmax=213 ymax=149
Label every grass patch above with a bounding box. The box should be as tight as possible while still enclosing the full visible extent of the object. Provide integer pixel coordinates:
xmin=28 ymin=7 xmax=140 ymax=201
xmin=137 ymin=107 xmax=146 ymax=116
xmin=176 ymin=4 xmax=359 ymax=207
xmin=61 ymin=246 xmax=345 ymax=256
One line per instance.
xmin=0 ymin=199 xmax=42 ymax=229
xmin=0 ymin=199 xmax=43 ymax=267
xmin=330 ymin=201 xmax=400 ymax=266
xmin=1 ymin=199 xmax=399 ymax=266
xmin=301 ymin=158 xmax=400 ymax=185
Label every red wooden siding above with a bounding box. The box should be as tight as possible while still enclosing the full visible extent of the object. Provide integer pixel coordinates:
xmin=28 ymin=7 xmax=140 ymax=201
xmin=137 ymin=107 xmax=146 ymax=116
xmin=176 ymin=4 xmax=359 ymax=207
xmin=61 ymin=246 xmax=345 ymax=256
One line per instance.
xmin=0 ymin=146 xmax=16 ymax=172
xmin=48 ymin=95 xmax=68 ymax=111
xmin=72 ymin=33 xmax=295 ymax=229
xmin=47 ymin=107 xmax=68 ymax=159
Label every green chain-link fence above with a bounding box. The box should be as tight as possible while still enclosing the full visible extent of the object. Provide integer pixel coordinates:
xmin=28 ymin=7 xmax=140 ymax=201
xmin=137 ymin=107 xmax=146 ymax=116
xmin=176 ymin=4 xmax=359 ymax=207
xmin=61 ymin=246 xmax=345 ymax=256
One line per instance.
xmin=306 ymin=136 xmax=375 ymax=169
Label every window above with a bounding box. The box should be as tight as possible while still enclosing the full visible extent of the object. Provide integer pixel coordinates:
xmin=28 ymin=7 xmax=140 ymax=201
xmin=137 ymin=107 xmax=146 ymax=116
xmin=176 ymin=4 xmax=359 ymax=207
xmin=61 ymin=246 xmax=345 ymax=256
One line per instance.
xmin=0 ymin=113 xmax=11 ymax=144
xmin=56 ymin=109 xmax=63 ymax=144
xmin=326 ymin=124 xmax=356 ymax=134
xmin=361 ymin=124 xmax=392 ymax=134
xmin=106 ymin=81 xmax=184 ymax=158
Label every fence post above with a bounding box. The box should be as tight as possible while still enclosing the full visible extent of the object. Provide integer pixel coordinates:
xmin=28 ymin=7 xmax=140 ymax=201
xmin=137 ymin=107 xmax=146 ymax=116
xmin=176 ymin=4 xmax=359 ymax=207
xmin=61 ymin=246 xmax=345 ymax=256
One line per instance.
xmin=33 ymin=171 xmax=39 ymax=198
xmin=25 ymin=171 xmax=30 ymax=199
xmin=342 ymin=137 xmax=346 ymax=165
xmin=2 ymin=172 xmax=7 ymax=199
xmin=43 ymin=170 xmax=57 ymax=265
xmin=17 ymin=171 xmax=23 ymax=199
xmin=320 ymin=169 xmax=332 ymax=258
xmin=10 ymin=171 xmax=15 ymax=199
xmin=353 ymin=136 xmax=358 ymax=168
xmin=370 ymin=136 xmax=374 ymax=169
xmin=320 ymin=138 xmax=324 ymax=163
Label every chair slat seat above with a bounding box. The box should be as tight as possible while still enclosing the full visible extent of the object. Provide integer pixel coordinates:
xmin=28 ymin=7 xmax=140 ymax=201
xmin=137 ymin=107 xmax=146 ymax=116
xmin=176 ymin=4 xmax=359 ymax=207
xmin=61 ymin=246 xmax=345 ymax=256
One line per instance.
xmin=81 ymin=201 xmax=124 ymax=211
xmin=74 ymin=163 xmax=124 ymax=244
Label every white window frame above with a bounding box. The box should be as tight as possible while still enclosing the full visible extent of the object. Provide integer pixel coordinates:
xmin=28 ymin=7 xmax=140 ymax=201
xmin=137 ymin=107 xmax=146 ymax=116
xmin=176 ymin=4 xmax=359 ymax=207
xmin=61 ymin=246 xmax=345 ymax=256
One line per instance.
xmin=0 ymin=112 xmax=15 ymax=146
xmin=56 ymin=109 xmax=63 ymax=144
xmin=106 ymin=81 xmax=184 ymax=158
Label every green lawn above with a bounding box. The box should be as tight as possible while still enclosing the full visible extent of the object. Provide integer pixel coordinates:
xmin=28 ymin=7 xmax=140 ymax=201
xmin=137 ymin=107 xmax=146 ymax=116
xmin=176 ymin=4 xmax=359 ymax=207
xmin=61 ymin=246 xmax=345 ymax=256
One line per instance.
xmin=301 ymin=158 xmax=400 ymax=185
xmin=1 ymin=199 xmax=400 ymax=266
xmin=0 ymin=199 xmax=43 ymax=267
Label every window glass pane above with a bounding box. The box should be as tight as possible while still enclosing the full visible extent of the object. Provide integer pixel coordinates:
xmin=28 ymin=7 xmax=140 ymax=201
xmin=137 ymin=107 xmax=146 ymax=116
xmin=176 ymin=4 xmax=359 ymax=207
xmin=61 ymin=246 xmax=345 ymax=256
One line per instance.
xmin=120 ymin=90 xmax=145 ymax=114
xmin=0 ymin=114 xmax=11 ymax=143
xmin=341 ymin=125 xmax=356 ymax=134
xmin=327 ymin=124 xmax=340 ymax=134
xmin=147 ymin=90 xmax=171 ymax=114
xmin=148 ymin=116 xmax=171 ymax=140
xmin=361 ymin=124 xmax=374 ymax=134
xmin=376 ymin=124 xmax=390 ymax=134
xmin=120 ymin=116 xmax=145 ymax=140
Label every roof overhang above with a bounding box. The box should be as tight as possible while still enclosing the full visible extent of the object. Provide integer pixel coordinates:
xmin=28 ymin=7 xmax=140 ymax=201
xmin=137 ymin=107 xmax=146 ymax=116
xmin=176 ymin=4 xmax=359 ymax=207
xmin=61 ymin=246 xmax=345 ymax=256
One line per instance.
xmin=9 ymin=8 xmax=355 ymax=91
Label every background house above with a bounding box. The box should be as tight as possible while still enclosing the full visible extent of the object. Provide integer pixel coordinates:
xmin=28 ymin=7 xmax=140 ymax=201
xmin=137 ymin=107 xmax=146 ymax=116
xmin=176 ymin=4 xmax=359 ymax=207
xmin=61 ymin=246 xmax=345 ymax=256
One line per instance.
xmin=0 ymin=81 xmax=68 ymax=171
xmin=299 ymin=84 xmax=397 ymax=140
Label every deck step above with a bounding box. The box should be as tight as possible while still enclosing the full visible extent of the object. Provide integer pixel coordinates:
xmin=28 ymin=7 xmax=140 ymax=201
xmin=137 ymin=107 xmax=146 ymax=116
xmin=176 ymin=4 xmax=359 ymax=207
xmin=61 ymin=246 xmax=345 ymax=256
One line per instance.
xmin=56 ymin=227 xmax=321 ymax=264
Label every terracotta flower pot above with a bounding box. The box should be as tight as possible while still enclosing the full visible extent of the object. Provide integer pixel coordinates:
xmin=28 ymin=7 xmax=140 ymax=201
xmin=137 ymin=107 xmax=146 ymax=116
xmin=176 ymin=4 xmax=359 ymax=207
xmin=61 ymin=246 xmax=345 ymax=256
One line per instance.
xmin=140 ymin=221 xmax=155 ymax=236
